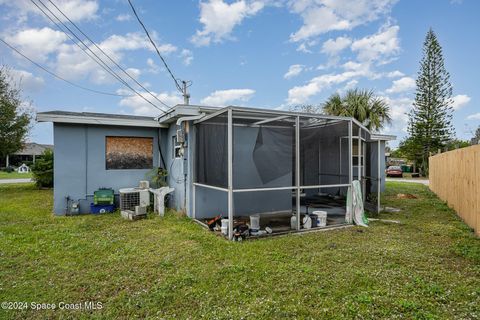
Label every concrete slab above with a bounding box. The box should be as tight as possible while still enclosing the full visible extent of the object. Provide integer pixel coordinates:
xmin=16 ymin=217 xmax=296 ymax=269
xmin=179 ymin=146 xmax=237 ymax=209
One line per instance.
xmin=0 ymin=178 xmax=33 ymax=184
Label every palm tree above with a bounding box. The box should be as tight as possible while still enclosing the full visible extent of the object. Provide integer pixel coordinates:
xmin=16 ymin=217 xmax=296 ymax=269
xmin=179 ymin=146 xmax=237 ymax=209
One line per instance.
xmin=323 ymin=89 xmax=391 ymax=131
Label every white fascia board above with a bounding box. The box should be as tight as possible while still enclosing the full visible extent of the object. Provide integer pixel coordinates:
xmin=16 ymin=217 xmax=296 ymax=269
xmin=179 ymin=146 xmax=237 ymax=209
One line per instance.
xmin=370 ymin=134 xmax=396 ymax=141
xmin=156 ymin=105 xmax=229 ymax=124
xmin=36 ymin=113 xmax=167 ymax=128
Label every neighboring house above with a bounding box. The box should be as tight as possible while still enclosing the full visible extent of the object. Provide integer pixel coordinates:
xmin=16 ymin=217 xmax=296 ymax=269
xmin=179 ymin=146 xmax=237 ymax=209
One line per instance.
xmin=3 ymin=142 xmax=53 ymax=167
xmin=37 ymin=105 xmax=395 ymax=238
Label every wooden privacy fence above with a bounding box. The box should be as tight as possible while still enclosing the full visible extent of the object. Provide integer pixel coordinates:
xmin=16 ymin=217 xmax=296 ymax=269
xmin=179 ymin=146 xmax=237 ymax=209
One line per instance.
xmin=429 ymin=145 xmax=480 ymax=236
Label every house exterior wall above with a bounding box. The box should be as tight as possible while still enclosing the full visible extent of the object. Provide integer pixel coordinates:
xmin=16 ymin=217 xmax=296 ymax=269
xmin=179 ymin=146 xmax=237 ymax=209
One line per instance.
xmin=51 ymin=116 xmax=389 ymax=218
xmin=53 ymin=123 xmax=162 ymax=215
xmin=165 ymin=123 xmax=187 ymax=213
xmin=368 ymin=140 xmax=386 ymax=192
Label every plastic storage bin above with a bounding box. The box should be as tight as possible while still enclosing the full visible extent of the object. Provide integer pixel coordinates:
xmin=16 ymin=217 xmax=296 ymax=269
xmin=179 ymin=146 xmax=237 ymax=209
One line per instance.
xmin=90 ymin=203 xmax=115 ymax=214
xmin=94 ymin=188 xmax=114 ymax=205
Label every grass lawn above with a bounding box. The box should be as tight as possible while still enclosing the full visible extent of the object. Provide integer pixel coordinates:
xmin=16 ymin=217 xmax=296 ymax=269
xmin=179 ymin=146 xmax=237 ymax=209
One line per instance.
xmin=0 ymin=171 xmax=32 ymax=180
xmin=0 ymin=182 xmax=479 ymax=319
xmin=391 ymin=172 xmax=429 ymax=180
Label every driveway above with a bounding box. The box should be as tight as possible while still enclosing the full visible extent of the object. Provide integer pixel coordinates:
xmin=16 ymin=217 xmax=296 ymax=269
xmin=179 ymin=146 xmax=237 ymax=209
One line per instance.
xmin=386 ymin=178 xmax=429 ymax=186
xmin=0 ymin=178 xmax=33 ymax=184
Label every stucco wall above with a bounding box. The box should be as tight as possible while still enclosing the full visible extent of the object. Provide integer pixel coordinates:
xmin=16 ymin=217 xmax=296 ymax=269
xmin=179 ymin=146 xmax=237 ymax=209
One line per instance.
xmin=165 ymin=123 xmax=187 ymax=213
xmin=53 ymin=123 xmax=162 ymax=215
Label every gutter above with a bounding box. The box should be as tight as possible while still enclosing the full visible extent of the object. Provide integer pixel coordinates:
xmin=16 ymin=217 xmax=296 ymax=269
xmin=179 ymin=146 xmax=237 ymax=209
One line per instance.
xmin=176 ymin=113 xmax=206 ymax=126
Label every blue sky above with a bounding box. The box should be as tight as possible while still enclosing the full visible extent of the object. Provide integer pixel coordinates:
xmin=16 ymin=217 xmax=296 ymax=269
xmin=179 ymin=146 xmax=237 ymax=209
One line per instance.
xmin=0 ymin=0 xmax=478 ymax=147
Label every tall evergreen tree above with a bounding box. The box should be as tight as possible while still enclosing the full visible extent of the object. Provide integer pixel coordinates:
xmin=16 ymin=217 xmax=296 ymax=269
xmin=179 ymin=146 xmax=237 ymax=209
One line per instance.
xmin=407 ymin=28 xmax=454 ymax=175
xmin=470 ymin=126 xmax=480 ymax=145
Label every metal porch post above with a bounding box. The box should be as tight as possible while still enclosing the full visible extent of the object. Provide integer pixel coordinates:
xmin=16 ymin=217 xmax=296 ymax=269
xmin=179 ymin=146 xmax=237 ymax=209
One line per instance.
xmin=192 ymin=184 xmax=196 ymax=219
xmin=227 ymin=108 xmax=234 ymax=240
xmin=348 ymin=120 xmax=353 ymax=223
xmin=358 ymin=127 xmax=361 ymax=181
xmin=377 ymin=140 xmax=381 ymax=214
xmin=295 ymin=116 xmax=301 ymax=230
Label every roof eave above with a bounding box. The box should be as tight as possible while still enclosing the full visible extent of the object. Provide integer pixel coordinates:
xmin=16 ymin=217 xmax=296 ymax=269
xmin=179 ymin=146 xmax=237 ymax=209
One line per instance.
xmin=156 ymin=104 xmax=221 ymax=124
xmin=37 ymin=113 xmax=167 ymax=128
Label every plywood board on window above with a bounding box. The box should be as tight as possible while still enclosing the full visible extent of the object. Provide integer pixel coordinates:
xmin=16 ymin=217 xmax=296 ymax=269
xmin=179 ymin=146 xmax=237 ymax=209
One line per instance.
xmin=106 ymin=136 xmax=153 ymax=170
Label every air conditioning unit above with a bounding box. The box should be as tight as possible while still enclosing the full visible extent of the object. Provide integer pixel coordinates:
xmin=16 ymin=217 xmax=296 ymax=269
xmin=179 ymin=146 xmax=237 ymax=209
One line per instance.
xmin=119 ymin=188 xmax=149 ymax=213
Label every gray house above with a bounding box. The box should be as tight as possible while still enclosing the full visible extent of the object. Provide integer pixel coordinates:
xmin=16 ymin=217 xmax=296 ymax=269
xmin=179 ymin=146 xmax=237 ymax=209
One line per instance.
xmin=37 ymin=105 xmax=394 ymax=239
xmin=3 ymin=142 xmax=53 ymax=167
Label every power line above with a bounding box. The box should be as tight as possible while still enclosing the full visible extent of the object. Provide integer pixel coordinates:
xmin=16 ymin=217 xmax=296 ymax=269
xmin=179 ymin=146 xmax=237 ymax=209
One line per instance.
xmin=30 ymin=0 xmax=169 ymax=113
xmin=0 ymin=37 xmax=132 ymax=97
xmin=127 ymin=0 xmax=183 ymax=93
xmin=45 ymin=0 xmax=171 ymax=111
xmin=34 ymin=0 xmax=168 ymax=112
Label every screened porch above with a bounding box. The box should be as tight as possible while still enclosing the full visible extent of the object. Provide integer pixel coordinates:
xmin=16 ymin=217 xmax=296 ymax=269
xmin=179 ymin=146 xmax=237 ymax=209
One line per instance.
xmin=191 ymin=107 xmax=383 ymax=240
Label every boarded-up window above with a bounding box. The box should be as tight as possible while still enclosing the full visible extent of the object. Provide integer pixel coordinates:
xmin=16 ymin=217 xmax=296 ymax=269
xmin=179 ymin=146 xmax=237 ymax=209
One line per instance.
xmin=105 ymin=136 xmax=153 ymax=170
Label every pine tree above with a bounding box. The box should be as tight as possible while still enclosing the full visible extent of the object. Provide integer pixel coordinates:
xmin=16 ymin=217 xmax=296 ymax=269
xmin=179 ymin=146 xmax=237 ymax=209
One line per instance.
xmin=470 ymin=126 xmax=480 ymax=145
xmin=407 ymin=28 xmax=454 ymax=175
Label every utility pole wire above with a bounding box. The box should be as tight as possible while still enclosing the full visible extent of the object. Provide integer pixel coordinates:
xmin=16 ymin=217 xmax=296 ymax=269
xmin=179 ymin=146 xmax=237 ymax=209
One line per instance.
xmin=35 ymin=0 xmax=168 ymax=112
xmin=32 ymin=0 xmax=166 ymax=112
xmin=0 ymin=38 xmax=133 ymax=97
xmin=30 ymin=0 xmax=169 ymax=113
xmin=45 ymin=0 xmax=170 ymax=111
xmin=127 ymin=0 xmax=183 ymax=93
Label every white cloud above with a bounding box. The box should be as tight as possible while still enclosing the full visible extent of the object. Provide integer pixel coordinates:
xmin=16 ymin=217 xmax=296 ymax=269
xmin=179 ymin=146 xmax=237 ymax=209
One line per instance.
xmin=386 ymin=76 xmax=415 ymax=94
xmin=386 ymin=70 xmax=404 ymax=78
xmin=53 ymin=32 xmax=176 ymax=84
xmin=119 ymin=90 xmax=183 ymax=116
xmin=5 ymin=27 xmax=68 ymax=62
xmin=297 ymin=43 xmax=311 ymax=53
xmin=180 ymin=49 xmax=193 ymax=66
xmin=146 ymin=58 xmax=159 ymax=73
xmin=467 ymin=112 xmax=480 ymax=120
xmin=343 ymin=79 xmax=358 ymax=90
xmin=116 ymin=14 xmax=132 ymax=22
xmin=321 ymin=36 xmax=352 ymax=55
xmin=7 ymin=69 xmax=45 ymax=91
xmin=289 ymin=0 xmax=397 ymax=42
xmin=290 ymin=6 xmax=350 ymax=42
xmin=4 ymin=27 xmax=177 ymax=84
xmin=201 ymin=88 xmax=255 ymax=106
xmin=99 ymin=32 xmax=176 ymax=55
xmin=452 ymin=94 xmax=471 ymax=110
xmin=467 ymin=113 xmax=480 ymax=120
xmin=351 ymin=25 xmax=400 ymax=62
xmin=49 ymin=0 xmax=99 ymax=22
xmin=191 ymin=0 xmax=264 ymax=46
xmin=125 ymin=68 xmax=141 ymax=80
xmin=284 ymin=64 xmax=304 ymax=79
xmin=287 ymin=69 xmax=370 ymax=104
xmin=380 ymin=95 xmax=413 ymax=134
xmin=1 ymin=0 xmax=99 ymax=22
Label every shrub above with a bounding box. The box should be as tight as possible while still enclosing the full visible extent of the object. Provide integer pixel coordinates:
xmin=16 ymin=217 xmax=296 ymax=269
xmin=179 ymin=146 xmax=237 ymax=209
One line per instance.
xmin=4 ymin=166 xmax=15 ymax=173
xmin=31 ymin=149 xmax=53 ymax=188
xmin=145 ymin=167 xmax=168 ymax=188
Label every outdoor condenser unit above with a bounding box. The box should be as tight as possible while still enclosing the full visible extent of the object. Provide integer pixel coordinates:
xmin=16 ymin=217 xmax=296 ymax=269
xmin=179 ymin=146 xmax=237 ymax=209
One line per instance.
xmin=119 ymin=188 xmax=149 ymax=213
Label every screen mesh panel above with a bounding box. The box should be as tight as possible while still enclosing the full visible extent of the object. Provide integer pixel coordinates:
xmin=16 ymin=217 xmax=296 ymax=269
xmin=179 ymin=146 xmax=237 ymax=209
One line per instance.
xmin=195 ymin=113 xmax=228 ymax=188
